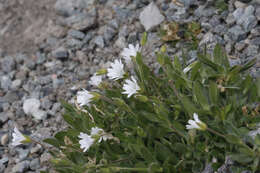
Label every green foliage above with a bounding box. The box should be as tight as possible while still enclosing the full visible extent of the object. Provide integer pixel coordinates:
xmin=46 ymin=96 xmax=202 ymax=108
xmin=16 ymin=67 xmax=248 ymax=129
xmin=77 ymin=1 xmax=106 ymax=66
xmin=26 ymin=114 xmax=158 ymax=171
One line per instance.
xmin=45 ymin=43 xmax=260 ymax=173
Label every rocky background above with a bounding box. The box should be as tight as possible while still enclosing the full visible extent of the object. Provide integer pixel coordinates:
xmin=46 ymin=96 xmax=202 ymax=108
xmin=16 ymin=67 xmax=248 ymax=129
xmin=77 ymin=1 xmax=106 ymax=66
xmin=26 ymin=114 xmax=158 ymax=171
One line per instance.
xmin=0 ymin=0 xmax=259 ymax=172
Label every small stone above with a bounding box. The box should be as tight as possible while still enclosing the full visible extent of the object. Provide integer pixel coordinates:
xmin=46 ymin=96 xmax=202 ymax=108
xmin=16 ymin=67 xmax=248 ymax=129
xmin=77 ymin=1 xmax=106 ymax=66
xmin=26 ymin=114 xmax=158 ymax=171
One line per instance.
xmin=233 ymin=8 xmax=244 ymax=22
xmin=36 ymin=52 xmax=46 ymax=65
xmin=228 ymin=25 xmax=247 ymax=42
xmin=0 ymin=157 xmax=9 ymax=164
xmin=250 ymin=37 xmax=260 ymax=45
xmin=242 ymin=15 xmax=257 ymax=31
xmin=0 ymin=56 xmax=16 ymax=73
xmin=246 ymin=45 xmax=258 ymax=56
xmin=41 ymin=97 xmax=52 ymax=110
xmin=25 ymin=60 xmax=36 ymax=70
xmin=30 ymin=144 xmax=42 ymax=154
xmin=103 ymin=26 xmax=117 ymax=44
xmin=0 ymin=112 xmax=9 ymax=124
xmin=52 ymin=47 xmax=69 ymax=60
xmin=68 ymin=29 xmax=85 ymax=40
xmin=32 ymin=110 xmax=47 ymax=120
xmin=29 ymin=158 xmax=40 ymax=170
xmin=3 ymin=91 xmax=19 ymax=103
xmin=115 ymin=36 xmax=126 ymax=49
xmin=16 ymin=148 xmax=30 ymax=161
xmin=14 ymin=54 xmax=27 ymax=64
xmin=93 ymin=36 xmax=105 ymax=48
xmin=0 ymin=162 xmax=5 ymax=173
xmin=235 ymin=42 xmax=246 ymax=51
xmin=128 ymin=32 xmax=138 ymax=43
xmin=234 ymin=1 xmax=247 ymax=8
xmin=226 ymin=13 xmax=236 ymax=26
xmin=256 ymin=7 xmax=260 ymax=20
xmin=11 ymin=160 xmax=30 ymax=173
xmin=23 ymin=98 xmax=41 ymax=115
xmin=67 ymin=38 xmax=83 ymax=49
xmin=1 ymin=76 xmax=12 ymax=91
xmin=51 ymin=102 xmax=61 ymax=114
xmin=139 ymin=2 xmax=165 ymax=31
xmin=40 ymin=152 xmax=52 ymax=164
xmin=11 ymin=79 xmax=22 ymax=90
xmin=194 ymin=6 xmax=215 ymax=18
xmin=0 ymin=134 xmax=8 ymax=146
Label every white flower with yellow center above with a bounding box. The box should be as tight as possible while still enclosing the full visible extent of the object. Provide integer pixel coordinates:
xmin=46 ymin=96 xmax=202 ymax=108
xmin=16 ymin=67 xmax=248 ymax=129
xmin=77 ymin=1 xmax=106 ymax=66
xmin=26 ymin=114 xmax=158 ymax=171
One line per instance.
xmin=107 ymin=59 xmax=125 ymax=80
xmin=12 ymin=127 xmax=31 ymax=146
xmin=76 ymin=89 xmax=94 ymax=107
xmin=78 ymin=132 xmax=95 ymax=152
xmin=186 ymin=113 xmax=207 ymax=131
xmin=89 ymin=73 xmax=102 ymax=86
xmin=91 ymin=127 xmax=111 ymax=143
xmin=122 ymin=76 xmax=140 ymax=98
xmin=121 ymin=44 xmax=140 ymax=65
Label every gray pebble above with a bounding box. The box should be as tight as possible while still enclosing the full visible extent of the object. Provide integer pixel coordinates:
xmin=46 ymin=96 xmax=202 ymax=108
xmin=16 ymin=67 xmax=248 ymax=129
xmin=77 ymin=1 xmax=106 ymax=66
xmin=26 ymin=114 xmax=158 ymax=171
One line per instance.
xmin=52 ymin=47 xmax=69 ymax=60
xmin=68 ymin=29 xmax=85 ymax=40
xmin=250 ymin=37 xmax=260 ymax=45
xmin=3 ymin=91 xmax=19 ymax=103
xmin=29 ymin=158 xmax=40 ymax=170
xmin=93 ymin=36 xmax=105 ymax=48
xmin=0 ymin=134 xmax=8 ymax=146
xmin=0 ymin=56 xmax=16 ymax=73
xmin=228 ymin=25 xmax=247 ymax=42
xmin=1 ymin=76 xmax=12 ymax=91
xmin=11 ymin=160 xmax=30 ymax=173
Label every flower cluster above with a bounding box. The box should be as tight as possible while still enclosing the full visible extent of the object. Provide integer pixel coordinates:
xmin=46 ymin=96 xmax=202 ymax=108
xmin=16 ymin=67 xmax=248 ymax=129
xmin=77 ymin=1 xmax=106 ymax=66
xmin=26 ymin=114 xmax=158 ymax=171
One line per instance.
xmin=76 ymin=44 xmax=141 ymax=108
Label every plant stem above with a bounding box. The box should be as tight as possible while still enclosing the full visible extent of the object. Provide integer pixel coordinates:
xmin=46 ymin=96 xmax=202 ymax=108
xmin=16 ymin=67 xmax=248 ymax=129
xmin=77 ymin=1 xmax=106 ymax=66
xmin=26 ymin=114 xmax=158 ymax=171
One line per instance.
xmin=207 ymin=127 xmax=226 ymax=138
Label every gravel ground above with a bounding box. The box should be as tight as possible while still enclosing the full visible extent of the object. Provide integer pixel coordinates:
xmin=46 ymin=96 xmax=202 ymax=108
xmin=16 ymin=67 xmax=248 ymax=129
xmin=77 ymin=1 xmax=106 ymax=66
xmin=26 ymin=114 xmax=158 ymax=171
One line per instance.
xmin=0 ymin=0 xmax=260 ymax=172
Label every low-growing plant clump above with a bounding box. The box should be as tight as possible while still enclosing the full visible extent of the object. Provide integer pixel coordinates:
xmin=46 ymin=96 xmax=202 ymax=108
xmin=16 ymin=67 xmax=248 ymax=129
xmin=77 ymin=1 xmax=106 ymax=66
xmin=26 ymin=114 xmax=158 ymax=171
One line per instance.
xmin=12 ymin=33 xmax=260 ymax=172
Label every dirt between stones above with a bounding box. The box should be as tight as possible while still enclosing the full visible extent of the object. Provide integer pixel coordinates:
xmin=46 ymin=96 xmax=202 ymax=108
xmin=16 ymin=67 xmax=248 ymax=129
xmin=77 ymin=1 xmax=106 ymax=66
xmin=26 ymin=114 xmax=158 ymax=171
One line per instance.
xmin=0 ymin=0 xmax=56 ymax=55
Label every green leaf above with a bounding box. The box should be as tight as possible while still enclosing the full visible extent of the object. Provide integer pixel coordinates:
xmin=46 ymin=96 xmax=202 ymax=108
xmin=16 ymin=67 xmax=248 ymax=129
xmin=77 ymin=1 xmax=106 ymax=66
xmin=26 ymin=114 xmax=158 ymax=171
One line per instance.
xmin=180 ymin=96 xmax=198 ymax=116
xmin=197 ymin=53 xmax=223 ymax=72
xmin=209 ymin=81 xmax=218 ymax=105
xmin=230 ymin=153 xmax=253 ymax=164
xmin=225 ymin=134 xmax=243 ymax=145
xmin=193 ymin=82 xmax=210 ymax=111
xmin=256 ymin=78 xmax=260 ymax=97
xmin=141 ymin=32 xmax=147 ymax=46
xmin=239 ymin=58 xmax=256 ymax=73
xmin=213 ymin=43 xmax=229 ymax=68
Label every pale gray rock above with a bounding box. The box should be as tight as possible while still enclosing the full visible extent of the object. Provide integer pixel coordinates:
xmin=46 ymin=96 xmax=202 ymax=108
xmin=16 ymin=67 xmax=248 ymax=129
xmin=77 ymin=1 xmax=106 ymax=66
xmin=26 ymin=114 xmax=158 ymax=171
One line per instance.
xmin=23 ymin=98 xmax=40 ymax=115
xmin=139 ymin=2 xmax=165 ymax=31
xmin=11 ymin=161 xmax=30 ymax=173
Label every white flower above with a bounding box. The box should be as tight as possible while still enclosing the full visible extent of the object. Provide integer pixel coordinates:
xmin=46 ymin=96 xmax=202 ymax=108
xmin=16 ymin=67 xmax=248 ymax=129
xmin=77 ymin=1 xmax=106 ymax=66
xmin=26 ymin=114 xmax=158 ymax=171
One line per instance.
xmin=89 ymin=73 xmax=102 ymax=86
xmin=91 ymin=127 xmax=109 ymax=143
xmin=122 ymin=76 xmax=140 ymax=98
xmin=186 ymin=113 xmax=207 ymax=131
xmin=76 ymin=89 xmax=94 ymax=106
xmin=121 ymin=44 xmax=140 ymax=65
xmin=12 ymin=127 xmax=30 ymax=146
xmin=78 ymin=132 xmax=95 ymax=152
xmin=107 ymin=59 xmax=125 ymax=80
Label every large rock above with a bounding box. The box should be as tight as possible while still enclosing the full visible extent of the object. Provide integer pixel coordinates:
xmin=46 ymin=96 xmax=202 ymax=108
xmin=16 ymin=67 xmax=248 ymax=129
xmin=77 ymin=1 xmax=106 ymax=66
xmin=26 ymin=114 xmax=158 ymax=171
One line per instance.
xmin=65 ymin=9 xmax=97 ymax=31
xmin=55 ymin=0 xmax=95 ymax=17
xmin=139 ymin=2 xmax=165 ymax=31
